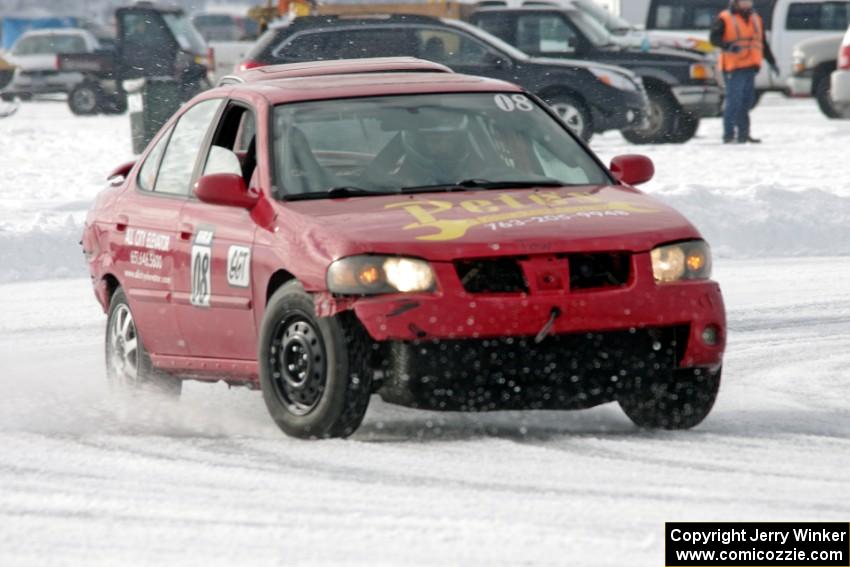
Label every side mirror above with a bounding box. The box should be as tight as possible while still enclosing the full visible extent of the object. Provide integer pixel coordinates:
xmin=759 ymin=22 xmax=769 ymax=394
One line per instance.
xmin=610 ymin=154 xmax=654 ymax=186
xmin=194 ymin=173 xmax=257 ymax=209
xmin=107 ymin=160 xmax=136 ymax=185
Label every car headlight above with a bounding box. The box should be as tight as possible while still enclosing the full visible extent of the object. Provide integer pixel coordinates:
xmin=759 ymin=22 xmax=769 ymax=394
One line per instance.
xmin=650 ymin=241 xmax=712 ymax=283
xmin=589 ymin=67 xmax=639 ymax=92
xmin=327 ymin=256 xmax=436 ymax=295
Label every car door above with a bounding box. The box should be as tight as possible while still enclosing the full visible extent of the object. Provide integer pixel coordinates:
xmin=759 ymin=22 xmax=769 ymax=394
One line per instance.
xmin=173 ymin=101 xmax=259 ymax=360
xmin=108 ymin=116 xmax=189 ymax=356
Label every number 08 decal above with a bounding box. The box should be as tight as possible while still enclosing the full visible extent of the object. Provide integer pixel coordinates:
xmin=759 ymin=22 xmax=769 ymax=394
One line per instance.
xmin=190 ymin=229 xmax=214 ymax=307
xmin=494 ymin=93 xmax=534 ymax=112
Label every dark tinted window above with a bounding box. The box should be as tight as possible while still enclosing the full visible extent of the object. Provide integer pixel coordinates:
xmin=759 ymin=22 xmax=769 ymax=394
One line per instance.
xmin=413 ymin=28 xmax=493 ymax=64
xmin=787 ymin=2 xmax=850 ymax=30
xmin=276 ymin=29 xmax=414 ymax=62
xmin=275 ymin=31 xmax=340 ymax=62
xmin=474 ymin=13 xmax=516 ymax=42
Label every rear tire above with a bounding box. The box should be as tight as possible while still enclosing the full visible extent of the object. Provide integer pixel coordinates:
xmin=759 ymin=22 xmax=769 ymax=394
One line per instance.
xmin=815 ymin=74 xmax=848 ymax=119
xmin=543 ymin=93 xmax=593 ymax=142
xmin=68 ymin=82 xmax=101 ymax=116
xmin=622 ymin=87 xmax=678 ymax=144
xmin=618 ymin=368 xmax=721 ymax=430
xmin=259 ymin=281 xmax=373 ymax=439
xmin=105 ymin=288 xmax=182 ymax=397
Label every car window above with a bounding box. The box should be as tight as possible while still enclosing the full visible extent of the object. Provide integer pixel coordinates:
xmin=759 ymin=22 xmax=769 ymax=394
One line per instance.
xmin=13 ymin=34 xmax=87 ymax=55
xmin=516 ymin=14 xmax=580 ymax=54
xmin=787 ymin=2 xmax=850 ymax=31
xmin=474 ymin=13 xmax=516 ymax=42
xmin=122 ymin=12 xmax=173 ymax=51
xmin=202 ymin=104 xmax=258 ymax=182
xmin=413 ymin=28 xmax=493 ymax=65
xmin=137 ymin=125 xmax=174 ymax=191
xmin=276 ymin=31 xmax=341 ymax=62
xmin=163 ymin=12 xmax=207 ymax=53
xmin=648 ymin=0 xmax=774 ymax=30
xmin=154 ymin=99 xmax=222 ymax=195
xmin=272 ymin=93 xmax=609 ymax=197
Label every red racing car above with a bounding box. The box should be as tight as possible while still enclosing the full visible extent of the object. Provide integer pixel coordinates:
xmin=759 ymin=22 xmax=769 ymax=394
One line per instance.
xmin=83 ymin=57 xmax=726 ymax=439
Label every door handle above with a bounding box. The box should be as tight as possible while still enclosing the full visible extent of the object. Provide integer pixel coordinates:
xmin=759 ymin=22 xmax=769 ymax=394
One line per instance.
xmin=116 ymin=214 xmax=129 ymax=232
xmin=179 ymin=223 xmax=194 ymax=241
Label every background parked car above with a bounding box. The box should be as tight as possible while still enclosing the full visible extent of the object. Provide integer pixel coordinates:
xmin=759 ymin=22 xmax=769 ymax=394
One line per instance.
xmin=475 ymin=0 xmax=716 ymax=53
xmin=788 ymin=32 xmax=849 ymax=117
xmin=830 ymin=23 xmax=850 ymax=109
xmin=192 ymin=11 xmax=260 ymax=42
xmin=1 ymin=28 xmax=99 ymax=101
xmin=242 ymin=14 xmax=648 ymax=142
xmin=56 ymin=3 xmax=210 ymax=117
xmin=469 ymin=6 xmax=721 ymax=143
xmin=631 ymin=0 xmax=850 ymax=104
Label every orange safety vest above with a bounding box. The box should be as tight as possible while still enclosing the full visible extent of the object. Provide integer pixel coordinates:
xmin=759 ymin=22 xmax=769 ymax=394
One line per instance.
xmin=719 ymin=10 xmax=764 ymax=72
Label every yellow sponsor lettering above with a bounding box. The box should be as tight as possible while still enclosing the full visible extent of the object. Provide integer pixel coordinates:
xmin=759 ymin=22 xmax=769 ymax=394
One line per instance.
xmin=384 ymin=192 xmax=658 ymax=241
xmin=384 ymin=200 xmax=453 ymax=225
xmin=460 ymin=199 xmax=500 ymax=214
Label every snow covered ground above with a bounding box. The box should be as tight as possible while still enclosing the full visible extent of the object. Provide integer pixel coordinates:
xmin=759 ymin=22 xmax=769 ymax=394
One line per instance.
xmin=1 ymin=260 xmax=849 ymax=566
xmin=0 ymin=95 xmax=849 ymax=565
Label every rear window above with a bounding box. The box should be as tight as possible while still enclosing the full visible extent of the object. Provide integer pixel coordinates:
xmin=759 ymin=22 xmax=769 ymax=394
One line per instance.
xmin=13 ymin=34 xmax=87 ymax=56
xmin=274 ymin=29 xmax=415 ymax=62
xmin=647 ymin=0 xmax=775 ymax=31
xmin=786 ymin=2 xmax=850 ymax=31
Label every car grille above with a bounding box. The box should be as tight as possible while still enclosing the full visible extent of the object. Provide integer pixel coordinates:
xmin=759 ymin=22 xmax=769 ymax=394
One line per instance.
xmin=568 ymin=252 xmax=631 ymax=290
xmin=455 ymin=258 xmax=529 ymax=294
xmin=454 ymin=253 xmax=631 ymax=294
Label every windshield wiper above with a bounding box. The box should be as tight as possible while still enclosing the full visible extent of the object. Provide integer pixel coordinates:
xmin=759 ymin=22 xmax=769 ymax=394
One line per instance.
xmin=283 ymin=186 xmax=395 ymax=201
xmin=401 ymin=179 xmax=570 ymax=194
xmin=454 ymin=178 xmax=571 ymax=189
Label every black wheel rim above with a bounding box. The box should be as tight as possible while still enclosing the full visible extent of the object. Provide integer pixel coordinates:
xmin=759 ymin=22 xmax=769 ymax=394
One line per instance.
xmin=269 ymin=315 xmax=327 ymax=416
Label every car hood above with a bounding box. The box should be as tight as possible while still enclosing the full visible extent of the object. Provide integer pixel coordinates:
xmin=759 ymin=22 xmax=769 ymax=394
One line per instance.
xmin=274 ymin=185 xmax=702 ymax=262
xmin=525 ymin=55 xmax=642 ymax=81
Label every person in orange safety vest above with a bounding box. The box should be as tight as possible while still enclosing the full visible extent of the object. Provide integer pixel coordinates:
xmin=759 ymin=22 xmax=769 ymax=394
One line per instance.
xmin=710 ymin=0 xmax=778 ymax=144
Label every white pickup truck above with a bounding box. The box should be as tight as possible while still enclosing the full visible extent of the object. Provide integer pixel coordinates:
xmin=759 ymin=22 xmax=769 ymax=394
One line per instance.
xmin=604 ymin=0 xmax=850 ymax=99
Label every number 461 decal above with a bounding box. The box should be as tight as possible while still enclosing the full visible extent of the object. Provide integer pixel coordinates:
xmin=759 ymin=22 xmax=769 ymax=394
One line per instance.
xmin=190 ymin=229 xmax=214 ymax=307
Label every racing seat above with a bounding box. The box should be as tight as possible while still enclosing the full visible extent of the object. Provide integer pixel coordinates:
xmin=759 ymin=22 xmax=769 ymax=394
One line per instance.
xmin=282 ymin=127 xmax=338 ymax=194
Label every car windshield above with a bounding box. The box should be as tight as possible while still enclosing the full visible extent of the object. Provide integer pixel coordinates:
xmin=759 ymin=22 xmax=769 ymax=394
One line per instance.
xmin=272 ymin=93 xmax=609 ymax=199
xmin=163 ymin=13 xmax=207 ymax=54
xmin=13 ymin=34 xmax=87 ymax=56
xmin=567 ymin=9 xmax=616 ymax=47
xmin=573 ymin=0 xmax=634 ymax=34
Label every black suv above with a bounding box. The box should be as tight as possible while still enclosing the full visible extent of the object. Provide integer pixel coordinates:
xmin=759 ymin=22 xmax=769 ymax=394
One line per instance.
xmin=470 ymin=6 xmax=723 ymax=143
xmin=242 ymin=14 xmax=648 ymax=142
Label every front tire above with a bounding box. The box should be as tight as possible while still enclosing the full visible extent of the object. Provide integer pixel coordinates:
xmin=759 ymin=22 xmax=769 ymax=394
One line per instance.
xmin=667 ymin=112 xmax=700 ymax=144
xmin=105 ymin=288 xmax=182 ymax=397
xmin=543 ymin=93 xmax=593 ymax=142
xmin=259 ymin=281 xmax=372 ymax=439
xmin=622 ymin=87 xmax=678 ymax=144
xmin=618 ymin=368 xmax=721 ymax=430
xmin=815 ymin=74 xmax=850 ymax=119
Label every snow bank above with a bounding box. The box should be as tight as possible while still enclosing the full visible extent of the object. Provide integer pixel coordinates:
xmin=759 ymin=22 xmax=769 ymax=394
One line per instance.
xmin=0 ymin=95 xmax=848 ymax=282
